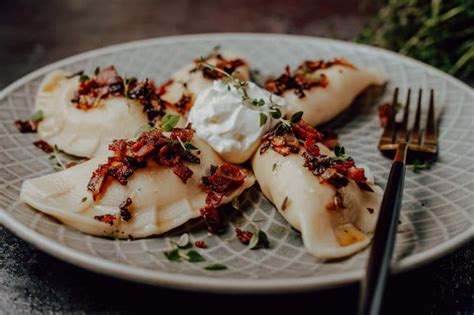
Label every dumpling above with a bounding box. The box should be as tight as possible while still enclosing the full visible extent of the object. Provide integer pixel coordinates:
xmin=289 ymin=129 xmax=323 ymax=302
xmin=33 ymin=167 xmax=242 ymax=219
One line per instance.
xmin=35 ymin=66 xmax=173 ymax=158
xmin=21 ymin=127 xmax=255 ymax=238
xmin=265 ymin=59 xmax=383 ymax=126
xmin=159 ymin=50 xmax=250 ymax=110
xmin=251 ymin=120 xmax=382 ymax=259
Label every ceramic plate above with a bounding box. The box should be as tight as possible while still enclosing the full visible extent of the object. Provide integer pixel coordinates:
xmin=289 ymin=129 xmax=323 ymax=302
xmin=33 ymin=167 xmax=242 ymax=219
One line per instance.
xmin=0 ymin=33 xmax=472 ymax=293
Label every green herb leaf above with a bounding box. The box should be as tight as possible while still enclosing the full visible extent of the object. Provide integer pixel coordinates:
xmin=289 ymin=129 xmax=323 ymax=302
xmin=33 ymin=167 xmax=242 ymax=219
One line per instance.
xmin=335 ymin=145 xmax=345 ymax=157
xmin=272 ymin=162 xmax=278 ymax=174
xmin=79 ymin=74 xmax=90 ymax=82
xmin=184 ymin=250 xmax=206 ymax=262
xmin=249 ymin=224 xmax=270 ymax=250
xmin=412 ymin=159 xmax=432 ymax=173
xmin=30 ymin=110 xmax=44 ymax=122
xmin=259 ymin=113 xmax=268 ymax=127
xmin=204 ymin=263 xmax=227 ymax=271
xmin=160 ymin=115 xmax=181 ymax=132
xmin=81 ymin=197 xmax=87 ymax=203
xmin=134 ymin=124 xmax=154 ymax=137
xmin=164 ymin=249 xmax=181 ymax=261
xmin=270 ymin=107 xmax=282 ymax=119
xmin=183 ymin=142 xmax=198 ymax=151
xmin=290 ymin=111 xmax=304 ymax=123
xmin=94 ymin=67 xmax=100 ymax=75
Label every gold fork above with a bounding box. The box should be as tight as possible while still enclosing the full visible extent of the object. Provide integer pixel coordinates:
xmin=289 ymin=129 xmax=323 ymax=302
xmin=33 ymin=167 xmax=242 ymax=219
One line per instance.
xmin=358 ymin=88 xmax=438 ymax=315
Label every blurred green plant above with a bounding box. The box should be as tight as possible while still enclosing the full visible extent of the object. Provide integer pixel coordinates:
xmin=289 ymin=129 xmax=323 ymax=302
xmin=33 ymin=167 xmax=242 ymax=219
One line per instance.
xmin=358 ymin=0 xmax=474 ymax=82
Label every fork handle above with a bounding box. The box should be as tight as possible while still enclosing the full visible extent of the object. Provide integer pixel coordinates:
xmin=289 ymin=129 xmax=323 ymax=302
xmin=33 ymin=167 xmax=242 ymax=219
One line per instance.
xmin=358 ymin=161 xmax=406 ymax=315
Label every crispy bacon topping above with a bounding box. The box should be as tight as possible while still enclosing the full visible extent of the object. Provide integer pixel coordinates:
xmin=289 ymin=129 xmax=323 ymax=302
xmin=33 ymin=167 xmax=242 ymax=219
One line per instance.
xmin=94 ymin=214 xmax=116 ymax=226
xmin=199 ymin=164 xmax=249 ymax=234
xmin=173 ymin=94 xmax=193 ymax=115
xmin=15 ymin=120 xmax=38 ymax=133
xmin=265 ymin=59 xmax=355 ymax=98
xmin=194 ymin=240 xmax=207 ymax=249
xmin=71 ymin=66 xmax=125 ymax=110
xmin=200 ymin=205 xmax=226 ymax=234
xmin=261 ymin=119 xmax=369 ymax=191
xmin=119 ymin=197 xmax=133 ymax=221
xmin=192 ymin=54 xmax=246 ymax=80
xmin=33 ymin=140 xmax=53 ymax=153
xmin=70 ymin=66 xmax=193 ymax=122
xmin=235 ymin=228 xmax=253 ymax=245
xmin=87 ymin=126 xmax=200 ymax=201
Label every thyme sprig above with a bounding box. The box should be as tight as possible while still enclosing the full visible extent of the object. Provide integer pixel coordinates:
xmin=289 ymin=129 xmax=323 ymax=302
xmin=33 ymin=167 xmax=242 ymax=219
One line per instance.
xmin=48 ymin=144 xmax=66 ymax=170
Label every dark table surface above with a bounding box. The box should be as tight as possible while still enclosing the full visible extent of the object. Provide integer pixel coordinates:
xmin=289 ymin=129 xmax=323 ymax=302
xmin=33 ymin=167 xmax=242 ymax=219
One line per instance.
xmin=1 ymin=1 xmax=473 ymax=314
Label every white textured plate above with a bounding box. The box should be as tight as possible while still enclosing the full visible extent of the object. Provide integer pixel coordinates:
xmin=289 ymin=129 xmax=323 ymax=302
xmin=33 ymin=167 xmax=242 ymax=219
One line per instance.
xmin=0 ymin=34 xmax=473 ymax=293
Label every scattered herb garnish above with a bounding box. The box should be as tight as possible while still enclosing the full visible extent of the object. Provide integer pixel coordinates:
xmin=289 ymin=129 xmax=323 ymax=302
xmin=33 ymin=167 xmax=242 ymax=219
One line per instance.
xmin=332 ymin=145 xmax=351 ymax=162
xmin=81 ymin=197 xmax=87 ymax=203
xmin=204 ymin=263 xmax=227 ymax=271
xmin=94 ymin=67 xmax=100 ymax=75
xmin=290 ymin=111 xmax=303 ymax=123
xmin=48 ymin=144 xmax=66 ymax=170
xmin=79 ymin=74 xmax=90 ymax=82
xmin=248 ymin=224 xmax=270 ymax=250
xmin=30 ymin=110 xmax=44 ymax=122
xmin=164 ymin=248 xmax=181 ymax=261
xmin=412 ymin=159 xmax=432 ymax=173
xmin=183 ymin=250 xmax=206 ymax=262
xmin=160 ymin=114 xmax=181 ymax=132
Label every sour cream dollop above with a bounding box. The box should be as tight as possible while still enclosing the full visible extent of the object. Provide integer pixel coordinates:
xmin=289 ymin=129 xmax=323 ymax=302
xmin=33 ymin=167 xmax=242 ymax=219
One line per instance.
xmin=188 ymin=80 xmax=288 ymax=164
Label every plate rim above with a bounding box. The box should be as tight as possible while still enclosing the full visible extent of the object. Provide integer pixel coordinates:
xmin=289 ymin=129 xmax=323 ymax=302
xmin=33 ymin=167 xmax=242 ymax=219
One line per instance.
xmin=1 ymin=33 xmax=473 ymax=293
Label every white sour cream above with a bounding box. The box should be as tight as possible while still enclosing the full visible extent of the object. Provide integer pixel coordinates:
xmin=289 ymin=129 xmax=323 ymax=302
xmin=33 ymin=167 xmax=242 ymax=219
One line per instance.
xmin=188 ymin=80 xmax=288 ymax=164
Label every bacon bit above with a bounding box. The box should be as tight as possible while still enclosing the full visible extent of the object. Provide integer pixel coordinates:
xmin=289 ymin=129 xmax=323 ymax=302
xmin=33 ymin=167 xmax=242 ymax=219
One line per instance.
xmin=33 ymin=140 xmax=53 ymax=153
xmin=172 ymin=162 xmax=193 ymax=184
xmin=87 ymin=126 xmax=199 ymax=200
xmin=156 ymin=79 xmax=174 ymax=96
xmin=347 ymin=167 xmax=367 ymax=182
xmin=200 ymin=164 xmax=249 ymax=234
xmin=326 ymin=202 xmax=337 ymax=211
xmin=15 ymin=120 xmax=38 ymax=133
xmin=194 ymin=240 xmax=207 ymax=249
xmin=119 ymin=197 xmax=132 ymax=221
xmin=327 ymin=174 xmax=350 ymax=189
xmin=172 ymin=94 xmax=193 ymax=114
xmin=235 ymin=228 xmax=253 ymax=245
xmin=367 ymin=207 xmax=375 ymax=214
xmin=94 ymin=214 xmax=116 ymax=226
xmin=378 ymin=102 xmax=391 ymax=128
xmin=200 ymin=205 xmax=226 ymax=234
xmin=72 ymin=65 xmax=124 ymax=111
xmin=265 ymin=59 xmax=354 ymax=97
xmin=194 ymin=54 xmax=246 ymax=80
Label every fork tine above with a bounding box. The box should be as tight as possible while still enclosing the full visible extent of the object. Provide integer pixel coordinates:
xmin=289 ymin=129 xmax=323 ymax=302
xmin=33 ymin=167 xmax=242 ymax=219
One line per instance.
xmin=409 ymin=89 xmax=422 ymax=149
xmin=397 ymin=89 xmax=411 ymax=142
xmin=378 ymin=88 xmax=399 ymax=151
xmin=422 ymin=89 xmax=438 ymax=154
